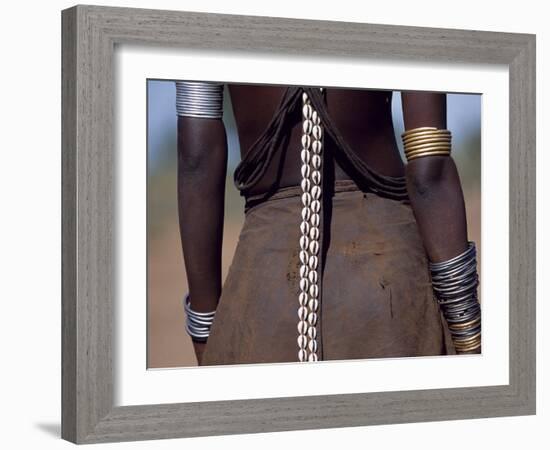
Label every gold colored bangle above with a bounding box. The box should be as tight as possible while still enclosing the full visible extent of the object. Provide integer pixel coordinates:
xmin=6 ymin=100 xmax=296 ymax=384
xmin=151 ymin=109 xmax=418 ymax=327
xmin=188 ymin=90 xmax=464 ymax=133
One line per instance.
xmin=448 ymin=317 xmax=481 ymax=331
xmin=403 ymin=130 xmax=451 ymax=143
xmin=405 ymin=143 xmax=451 ymax=155
xmin=455 ymin=340 xmax=481 ymax=353
xmin=403 ymin=136 xmax=451 ymax=147
xmin=402 ymin=127 xmax=453 ymax=162
xmin=406 ymin=148 xmax=451 ymax=159
xmin=403 ymin=137 xmax=452 ymax=148
xmin=402 ymin=130 xmax=451 ymax=143
xmin=407 ymin=150 xmax=451 ymax=161
xmin=455 ymin=343 xmax=481 ymax=352
xmin=454 ymin=331 xmax=482 ymax=343
xmin=456 ymin=346 xmax=481 ymax=354
xmin=401 ymin=126 xmax=438 ymax=136
xmin=454 ymin=337 xmax=482 ymax=350
xmin=408 ymin=152 xmax=450 ymax=161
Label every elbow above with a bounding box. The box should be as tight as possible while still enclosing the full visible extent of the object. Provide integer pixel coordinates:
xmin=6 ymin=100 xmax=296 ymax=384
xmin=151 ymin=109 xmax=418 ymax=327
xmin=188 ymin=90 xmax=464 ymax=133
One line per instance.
xmin=406 ymin=156 xmax=449 ymax=199
xmin=178 ymin=145 xmax=213 ymax=176
xmin=177 ymin=118 xmax=227 ymax=178
xmin=177 ymin=142 xmax=227 ymax=189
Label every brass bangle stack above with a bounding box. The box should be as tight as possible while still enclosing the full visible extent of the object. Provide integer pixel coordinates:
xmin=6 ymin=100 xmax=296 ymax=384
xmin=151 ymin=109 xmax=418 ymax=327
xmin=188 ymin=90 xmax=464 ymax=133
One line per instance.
xmin=401 ymin=126 xmax=452 ymax=162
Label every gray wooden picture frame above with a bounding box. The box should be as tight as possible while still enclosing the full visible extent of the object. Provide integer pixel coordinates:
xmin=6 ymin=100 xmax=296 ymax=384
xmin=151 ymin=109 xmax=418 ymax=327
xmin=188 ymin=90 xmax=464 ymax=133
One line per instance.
xmin=61 ymin=4 xmax=536 ymax=444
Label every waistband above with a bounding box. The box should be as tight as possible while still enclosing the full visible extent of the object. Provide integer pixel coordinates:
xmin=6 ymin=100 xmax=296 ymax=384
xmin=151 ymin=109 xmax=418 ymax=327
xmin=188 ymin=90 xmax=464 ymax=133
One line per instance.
xmin=244 ymin=179 xmax=364 ymax=213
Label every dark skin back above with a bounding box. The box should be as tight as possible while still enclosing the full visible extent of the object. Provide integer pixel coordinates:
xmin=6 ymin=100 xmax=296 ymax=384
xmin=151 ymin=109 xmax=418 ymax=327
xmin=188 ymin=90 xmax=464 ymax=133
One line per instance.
xmin=228 ymin=85 xmax=404 ymax=194
xmin=177 ymin=85 xmax=470 ymax=363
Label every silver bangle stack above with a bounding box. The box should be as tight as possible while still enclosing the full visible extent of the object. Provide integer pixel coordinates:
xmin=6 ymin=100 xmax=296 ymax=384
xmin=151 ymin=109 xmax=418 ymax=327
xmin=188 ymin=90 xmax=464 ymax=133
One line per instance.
xmin=175 ymin=81 xmax=224 ymax=119
xmin=429 ymin=241 xmax=481 ymax=353
xmin=183 ymin=294 xmax=216 ymax=343
xmin=297 ymin=89 xmax=323 ymax=362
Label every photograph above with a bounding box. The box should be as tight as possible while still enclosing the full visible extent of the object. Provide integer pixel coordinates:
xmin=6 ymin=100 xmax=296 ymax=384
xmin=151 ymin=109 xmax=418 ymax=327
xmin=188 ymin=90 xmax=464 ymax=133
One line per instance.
xmin=147 ymin=80 xmax=482 ymax=368
xmin=56 ymin=4 xmax=537 ymax=444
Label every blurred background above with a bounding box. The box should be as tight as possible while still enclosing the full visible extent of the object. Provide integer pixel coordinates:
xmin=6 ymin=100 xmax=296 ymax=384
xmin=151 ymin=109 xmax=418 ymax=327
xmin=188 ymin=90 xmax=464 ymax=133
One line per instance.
xmin=147 ymin=80 xmax=481 ymax=369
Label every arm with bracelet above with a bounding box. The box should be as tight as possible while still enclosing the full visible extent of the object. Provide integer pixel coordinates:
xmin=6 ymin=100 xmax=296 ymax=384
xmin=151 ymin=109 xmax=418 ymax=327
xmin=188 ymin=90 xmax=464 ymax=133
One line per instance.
xmin=401 ymin=92 xmax=481 ymax=354
xmin=175 ymin=81 xmax=227 ymax=364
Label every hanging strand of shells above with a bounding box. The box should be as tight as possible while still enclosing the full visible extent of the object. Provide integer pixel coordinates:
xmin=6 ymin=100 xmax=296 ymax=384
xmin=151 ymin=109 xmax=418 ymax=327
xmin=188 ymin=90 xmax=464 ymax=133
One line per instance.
xmin=297 ymin=89 xmax=323 ymax=362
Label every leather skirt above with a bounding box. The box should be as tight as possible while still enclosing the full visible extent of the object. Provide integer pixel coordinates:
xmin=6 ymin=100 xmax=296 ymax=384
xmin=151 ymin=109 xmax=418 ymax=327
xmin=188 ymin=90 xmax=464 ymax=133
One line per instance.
xmin=201 ymin=179 xmax=455 ymax=366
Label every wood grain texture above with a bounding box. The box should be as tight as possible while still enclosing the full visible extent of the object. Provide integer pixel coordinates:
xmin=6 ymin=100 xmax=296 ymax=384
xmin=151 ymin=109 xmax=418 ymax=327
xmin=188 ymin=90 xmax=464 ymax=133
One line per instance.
xmin=508 ymin=36 xmax=536 ymax=412
xmin=61 ymin=4 xmax=536 ymax=444
xmin=61 ymin=6 xmax=77 ymax=443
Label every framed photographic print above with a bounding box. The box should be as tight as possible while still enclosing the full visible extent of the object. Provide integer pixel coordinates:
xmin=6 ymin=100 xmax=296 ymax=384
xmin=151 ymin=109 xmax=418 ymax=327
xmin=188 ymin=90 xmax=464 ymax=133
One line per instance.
xmin=61 ymin=4 xmax=536 ymax=444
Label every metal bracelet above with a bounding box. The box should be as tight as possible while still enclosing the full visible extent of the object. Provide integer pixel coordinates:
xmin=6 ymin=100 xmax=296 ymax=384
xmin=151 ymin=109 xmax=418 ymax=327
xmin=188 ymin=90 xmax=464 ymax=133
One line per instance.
xmin=401 ymin=127 xmax=452 ymax=162
xmin=429 ymin=241 xmax=481 ymax=353
xmin=183 ymin=293 xmax=216 ymax=343
xmin=175 ymin=81 xmax=224 ymax=119
xmin=430 ymin=242 xmax=476 ymax=269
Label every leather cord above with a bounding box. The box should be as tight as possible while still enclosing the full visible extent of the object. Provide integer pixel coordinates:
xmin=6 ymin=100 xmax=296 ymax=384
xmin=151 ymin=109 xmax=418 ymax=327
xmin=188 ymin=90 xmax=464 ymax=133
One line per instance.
xmin=234 ymin=86 xmax=408 ymax=202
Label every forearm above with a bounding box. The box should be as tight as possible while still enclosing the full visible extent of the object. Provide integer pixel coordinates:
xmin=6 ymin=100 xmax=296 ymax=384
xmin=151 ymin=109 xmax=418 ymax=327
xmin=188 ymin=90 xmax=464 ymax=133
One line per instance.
xmin=177 ymin=116 xmax=227 ymax=313
xmin=401 ymin=92 xmax=480 ymax=354
xmin=406 ymin=157 xmax=468 ymax=262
